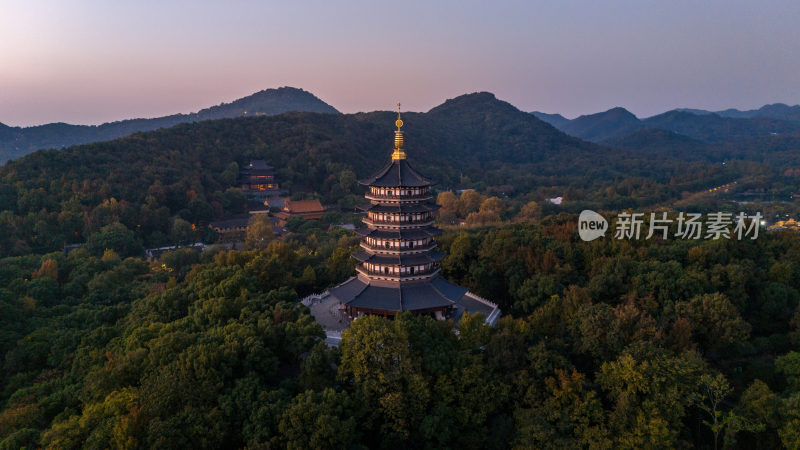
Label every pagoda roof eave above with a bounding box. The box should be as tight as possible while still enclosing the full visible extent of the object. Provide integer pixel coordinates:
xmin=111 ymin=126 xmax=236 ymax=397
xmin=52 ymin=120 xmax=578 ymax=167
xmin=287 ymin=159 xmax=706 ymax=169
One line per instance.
xmin=358 ymin=159 xmax=437 ymax=187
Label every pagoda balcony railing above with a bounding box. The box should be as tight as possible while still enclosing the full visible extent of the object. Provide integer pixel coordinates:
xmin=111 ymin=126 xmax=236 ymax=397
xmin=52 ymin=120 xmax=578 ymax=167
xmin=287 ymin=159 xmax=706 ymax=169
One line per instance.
xmin=364 ymin=192 xmax=432 ymax=202
xmin=362 ymin=217 xmax=435 ymax=227
xmin=356 ymin=265 xmax=440 ymax=281
xmin=360 ymin=242 xmax=437 ymax=253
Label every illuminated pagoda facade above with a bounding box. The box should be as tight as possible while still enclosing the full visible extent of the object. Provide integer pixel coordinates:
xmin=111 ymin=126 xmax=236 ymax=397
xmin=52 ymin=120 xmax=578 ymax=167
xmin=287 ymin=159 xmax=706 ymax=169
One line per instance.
xmin=328 ymin=106 xmax=500 ymax=323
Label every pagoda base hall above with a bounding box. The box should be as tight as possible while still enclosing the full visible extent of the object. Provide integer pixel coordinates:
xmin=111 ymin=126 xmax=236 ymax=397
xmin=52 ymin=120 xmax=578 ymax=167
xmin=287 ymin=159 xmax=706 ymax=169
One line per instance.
xmin=329 ymin=275 xmax=499 ymax=323
xmin=320 ymin=105 xmax=500 ymax=326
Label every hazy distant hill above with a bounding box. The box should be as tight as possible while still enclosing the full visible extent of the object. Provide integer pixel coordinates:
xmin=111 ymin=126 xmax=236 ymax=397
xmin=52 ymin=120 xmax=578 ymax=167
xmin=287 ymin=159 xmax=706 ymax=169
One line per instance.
xmin=641 ymin=110 xmax=800 ymax=142
xmin=559 ymin=107 xmax=643 ymax=142
xmin=678 ymin=103 xmax=800 ymax=122
xmin=538 ymin=104 xmax=800 ymax=143
xmin=0 ymin=86 xmax=338 ymax=163
xmin=530 ymin=111 xmax=569 ymax=128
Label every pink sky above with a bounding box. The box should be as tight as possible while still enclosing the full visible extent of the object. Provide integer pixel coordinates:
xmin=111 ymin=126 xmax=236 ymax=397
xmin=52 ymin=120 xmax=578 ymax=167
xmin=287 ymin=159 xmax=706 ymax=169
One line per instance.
xmin=2 ymin=1 xmax=799 ymax=126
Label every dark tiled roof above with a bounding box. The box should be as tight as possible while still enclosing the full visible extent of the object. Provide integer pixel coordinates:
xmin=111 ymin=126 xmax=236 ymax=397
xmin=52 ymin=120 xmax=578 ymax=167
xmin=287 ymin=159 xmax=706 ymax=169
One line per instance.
xmin=328 ymin=276 xmax=459 ymax=311
xmin=209 ymin=216 xmax=250 ymax=230
xmin=355 ymin=227 xmax=442 ymax=239
xmin=352 ymin=250 xmax=444 ymax=265
xmin=359 ymin=159 xmax=435 ymax=187
xmin=362 ymin=203 xmax=440 ymax=213
xmin=430 ymin=277 xmax=469 ymax=302
xmin=248 ymin=160 xmax=273 ymax=170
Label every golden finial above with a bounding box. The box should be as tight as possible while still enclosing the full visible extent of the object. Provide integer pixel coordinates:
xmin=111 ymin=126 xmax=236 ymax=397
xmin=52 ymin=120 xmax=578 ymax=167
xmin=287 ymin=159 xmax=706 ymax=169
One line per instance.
xmin=392 ymin=101 xmax=406 ymax=160
xmin=395 ymin=102 xmax=403 ymax=129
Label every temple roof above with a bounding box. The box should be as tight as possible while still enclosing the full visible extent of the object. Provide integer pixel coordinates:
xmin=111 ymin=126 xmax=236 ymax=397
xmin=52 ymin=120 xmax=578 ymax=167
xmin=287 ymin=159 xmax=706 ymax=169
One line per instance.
xmin=358 ymin=159 xmax=435 ymax=188
xmin=355 ymin=227 xmax=442 ymax=239
xmin=352 ymin=250 xmax=444 ymax=265
xmin=242 ymin=160 xmax=274 ymax=174
xmin=328 ymin=275 xmax=469 ymax=311
xmin=283 ymin=199 xmax=325 ymax=213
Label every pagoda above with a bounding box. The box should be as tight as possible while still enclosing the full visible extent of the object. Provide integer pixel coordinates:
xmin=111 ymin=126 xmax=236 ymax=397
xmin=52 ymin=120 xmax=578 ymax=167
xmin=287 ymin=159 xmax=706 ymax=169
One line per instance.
xmin=327 ymin=105 xmax=500 ymax=323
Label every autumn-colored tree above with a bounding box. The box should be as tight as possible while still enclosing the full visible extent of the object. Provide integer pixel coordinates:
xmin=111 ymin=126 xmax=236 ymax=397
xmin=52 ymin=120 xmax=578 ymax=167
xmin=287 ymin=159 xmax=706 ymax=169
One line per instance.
xmin=245 ymin=214 xmax=274 ymax=249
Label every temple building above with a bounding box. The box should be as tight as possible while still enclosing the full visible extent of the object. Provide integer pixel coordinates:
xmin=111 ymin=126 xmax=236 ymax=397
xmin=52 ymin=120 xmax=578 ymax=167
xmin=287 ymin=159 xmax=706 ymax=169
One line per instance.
xmin=273 ymin=199 xmax=326 ymax=225
xmin=327 ymin=106 xmax=500 ymax=324
xmin=240 ymin=160 xmax=279 ymax=203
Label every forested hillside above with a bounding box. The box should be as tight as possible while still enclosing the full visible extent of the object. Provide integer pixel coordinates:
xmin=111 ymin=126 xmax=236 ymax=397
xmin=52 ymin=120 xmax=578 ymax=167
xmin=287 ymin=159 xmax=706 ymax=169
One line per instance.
xmin=0 ymin=87 xmax=338 ymax=163
xmin=7 ymin=91 xmax=799 ymax=256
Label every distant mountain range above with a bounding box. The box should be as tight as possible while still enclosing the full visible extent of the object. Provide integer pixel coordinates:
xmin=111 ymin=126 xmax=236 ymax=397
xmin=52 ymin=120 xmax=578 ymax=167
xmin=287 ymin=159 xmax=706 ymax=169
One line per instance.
xmin=677 ymin=103 xmax=800 ymax=121
xmin=0 ymin=87 xmax=338 ymax=163
xmin=532 ymin=103 xmax=800 ymax=144
xmin=5 ymin=86 xmax=800 ymax=166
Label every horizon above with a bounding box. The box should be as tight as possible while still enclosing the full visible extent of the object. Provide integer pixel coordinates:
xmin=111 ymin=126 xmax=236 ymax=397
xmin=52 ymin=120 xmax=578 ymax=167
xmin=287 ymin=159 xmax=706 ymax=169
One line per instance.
xmin=3 ymin=86 xmax=800 ymax=129
xmin=2 ymin=1 xmax=800 ymax=127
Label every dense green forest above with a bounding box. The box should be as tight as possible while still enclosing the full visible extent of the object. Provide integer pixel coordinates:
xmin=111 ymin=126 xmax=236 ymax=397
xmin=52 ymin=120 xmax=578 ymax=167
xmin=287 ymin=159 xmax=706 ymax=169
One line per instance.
xmin=1 ymin=218 xmax=799 ymax=448
xmin=2 ymin=92 xmax=800 ymax=448
xmin=3 ymin=92 xmax=799 ymax=256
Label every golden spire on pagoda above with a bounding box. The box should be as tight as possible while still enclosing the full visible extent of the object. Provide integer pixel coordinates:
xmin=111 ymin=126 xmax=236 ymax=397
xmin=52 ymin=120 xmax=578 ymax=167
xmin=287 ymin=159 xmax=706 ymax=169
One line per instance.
xmin=392 ymin=102 xmax=407 ymax=160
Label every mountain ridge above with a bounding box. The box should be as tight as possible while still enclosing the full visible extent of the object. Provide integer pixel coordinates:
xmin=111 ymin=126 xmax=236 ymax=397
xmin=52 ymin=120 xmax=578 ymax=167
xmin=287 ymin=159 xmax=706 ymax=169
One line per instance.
xmin=0 ymin=87 xmax=338 ymax=163
xmin=678 ymin=103 xmax=800 ymax=121
xmin=535 ymin=104 xmax=800 ymax=143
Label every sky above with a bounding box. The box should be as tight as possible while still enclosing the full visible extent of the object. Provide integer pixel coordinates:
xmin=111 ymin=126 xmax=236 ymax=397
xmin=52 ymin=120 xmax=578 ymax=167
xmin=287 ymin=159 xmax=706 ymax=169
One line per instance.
xmin=1 ymin=0 xmax=799 ymax=127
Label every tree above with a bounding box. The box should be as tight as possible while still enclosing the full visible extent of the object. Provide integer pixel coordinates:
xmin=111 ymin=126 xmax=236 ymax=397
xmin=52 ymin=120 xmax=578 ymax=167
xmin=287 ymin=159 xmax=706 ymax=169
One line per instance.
xmin=245 ymin=214 xmax=273 ymax=249
xmin=737 ymin=380 xmax=784 ymax=448
xmin=597 ymin=344 xmax=706 ymax=448
xmin=278 ymin=389 xmax=360 ymax=450
xmin=480 ymin=196 xmax=505 ymax=216
xmin=676 ymin=293 xmax=751 ymax=355
xmin=85 ymin=223 xmax=143 ymax=257
xmin=516 ymin=201 xmax=541 ymax=222
xmin=514 ymin=369 xmax=611 ymax=449
xmin=219 ymin=162 xmax=239 ymax=186
xmin=698 ymin=373 xmax=763 ymax=450
xmin=338 ymin=169 xmax=357 ymax=194
xmin=170 ymin=218 xmax=195 ymax=245
xmin=458 ymin=190 xmax=484 ymax=217
xmin=436 ymin=191 xmax=459 ymax=224
xmin=776 ymin=351 xmax=800 ymax=392
xmin=32 ymin=258 xmax=58 ymax=281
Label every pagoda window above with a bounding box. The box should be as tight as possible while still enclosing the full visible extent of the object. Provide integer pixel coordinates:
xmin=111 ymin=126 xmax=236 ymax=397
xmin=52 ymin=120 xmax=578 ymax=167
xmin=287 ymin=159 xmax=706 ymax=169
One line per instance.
xmin=410 ymin=267 xmax=415 ymax=274
xmin=388 ymin=190 xmax=393 ymax=196
xmin=409 ymin=241 xmax=414 ymax=249
xmin=383 ymin=267 xmax=389 ymax=274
